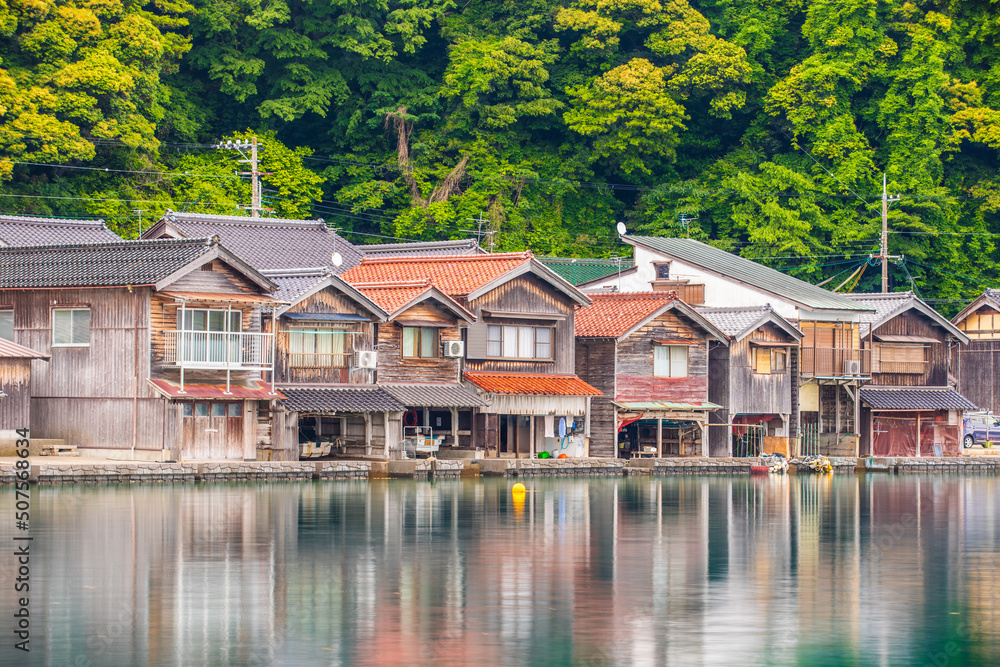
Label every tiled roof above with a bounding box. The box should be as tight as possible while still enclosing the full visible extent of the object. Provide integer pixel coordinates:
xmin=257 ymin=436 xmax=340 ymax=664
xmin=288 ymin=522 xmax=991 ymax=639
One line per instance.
xmin=539 ymin=257 xmax=632 ymax=286
xmin=279 ymin=386 xmax=404 ymax=412
xmin=0 ymin=338 xmax=48 ymax=359
xmin=847 ymin=291 xmax=967 ymax=340
xmin=349 ymin=280 xmax=473 ymax=321
xmin=381 ymin=383 xmax=486 ymax=408
xmin=341 ymin=252 xmax=533 ymax=297
xmin=860 ymin=387 xmax=978 ymax=411
xmin=264 ymin=269 xmax=330 ymax=304
xmin=0 ymin=215 xmax=122 ymax=246
xmin=626 ymin=236 xmax=873 ymax=312
xmin=155 ymin=210 xmax=362 ymax=273
xmin=148 ymin=378 xmax=282 ymax=400
xmin=575 ymin=292 xmax=678 ymax=338
xmin=359 ymin=239 xmax=485 ymax=257
xmin=464 ymin=371 xmax=603 ymax=396
xmin=0 ymin=238 xmax=221 ymax=288
xmin=696 ymin=305 xmax=802 ymax=341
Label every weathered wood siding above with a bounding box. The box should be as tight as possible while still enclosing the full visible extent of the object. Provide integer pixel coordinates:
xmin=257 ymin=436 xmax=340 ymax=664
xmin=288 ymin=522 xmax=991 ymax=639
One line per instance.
xmin=707 ymin=344 xmax=731 ymax=456
xmin=274 ymin=285 xmax=376 ymax=385
xmin=376 ymin=302 xmax=463 ymax=385
xmin=465 ymin=274 xmax=577 ymax=375
xmin=957 ymin=341 xmax=999 ymax=413
xmin=867 ymin=310 xmax=949 ymax=387
xmin=165 ymin=259 xmax=260 ymax=294
xmin=614 ymin=310 xmax=709 ymax=403
xmin=728 ymin=323 xmax=794 ymax=416
xmin=0 ymin=359 xmax=31 ymax=432
xmin=575 ymin=339 xmax=616 ymax=457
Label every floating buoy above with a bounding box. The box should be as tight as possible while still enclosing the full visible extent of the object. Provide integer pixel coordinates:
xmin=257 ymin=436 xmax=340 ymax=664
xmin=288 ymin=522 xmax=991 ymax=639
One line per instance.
xmin=512 ymin=483 xmax=526 ymax=494
xmin=558 ymin=453 xmax=568 ymax=459
xmin=750 ymin=466 xmax=771 ymax=475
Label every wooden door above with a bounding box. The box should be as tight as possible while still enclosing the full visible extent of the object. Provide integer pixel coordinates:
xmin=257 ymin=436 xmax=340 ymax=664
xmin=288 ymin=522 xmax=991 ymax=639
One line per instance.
xmin=209 ymin=403 xmax=227 ymax=459
xmin=226 ymin=402 xmax=245 ymax=459
xmin=187 ymin=402 xmax=212 ymax=459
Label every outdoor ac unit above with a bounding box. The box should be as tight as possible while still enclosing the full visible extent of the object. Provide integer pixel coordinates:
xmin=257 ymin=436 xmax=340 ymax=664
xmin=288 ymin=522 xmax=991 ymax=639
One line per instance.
xmin=355 ymin=350 xmax=378 ymax=369
xmin=444 ymin=340 xmax=465 ymax=358
xmin=844 ymin=359 xmax=862 ymax=375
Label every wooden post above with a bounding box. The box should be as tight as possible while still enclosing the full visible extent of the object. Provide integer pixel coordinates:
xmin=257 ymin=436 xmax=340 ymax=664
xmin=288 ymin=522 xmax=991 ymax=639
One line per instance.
xmin=529 ymin=415 xmax=536 ymax=459
xmin=656 ymin=417 xmax=663 ymax=459
xmin=450 ymin=407 xmax=458 ymax=447
xmin=835 ymin=384 xmax=842 ymax=435
xmin=916 ymin=413 xmax=922 ymax=457
xmin=364 ymin=412 xmax=372 ymax=456
xmin=818 ymin=383 xmax=823 ymax=434
xmin=383 ymin=411 xmax=390 ymax=459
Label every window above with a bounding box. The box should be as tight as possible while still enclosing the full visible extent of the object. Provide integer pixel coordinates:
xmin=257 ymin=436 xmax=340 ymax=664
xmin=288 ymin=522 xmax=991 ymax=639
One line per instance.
xmin=288 ymin=327 xmax=347 ymax=367
xmin=180 ymin=309 xmax=241 ymax=363
xmin=0 ymin=310 xmax=12 ymax=342
xmin=195 ymin=403 xmax=209 ymax=417
xmin=229 ymin=403 xmax=242 ymax=417
xmin=212 ymin=403 xmax=226 ymax=417
xmin=653 ymin=345 xmax=688 ymax=377
xmin=876 ymin=344 xmax=927 ymax=374
xmin=655 ymin=263 xmax=671 ymax=279
xmin=487 ymin=325 xmax=554 ymax=360
xmin=182 ymin=309 xmax=240 ymax=332
xmin=402 ymin=326 xmax=438 ymax=358
xmin=754 ymin=347 xmax=787 ymax=375
xmin=182 ymin=403 xmax=193 ymax=417
xmin=53 ymin=308 xmax=90 ymax=346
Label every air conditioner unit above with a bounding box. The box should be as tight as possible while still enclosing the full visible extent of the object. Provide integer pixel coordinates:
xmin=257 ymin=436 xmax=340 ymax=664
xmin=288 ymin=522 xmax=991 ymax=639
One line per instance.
xmin=443 ymin=340 xmax=465 ymax=358
xmin=843 ymin=359 xmax=862 ymax=375
xmin=355 ymin=350 xmax=378 ymax=369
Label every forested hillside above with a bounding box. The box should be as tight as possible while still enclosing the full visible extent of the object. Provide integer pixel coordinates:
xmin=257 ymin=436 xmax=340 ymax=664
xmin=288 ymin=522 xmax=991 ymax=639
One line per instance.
xmin=2 ymin=0 xmax=999 ymax=308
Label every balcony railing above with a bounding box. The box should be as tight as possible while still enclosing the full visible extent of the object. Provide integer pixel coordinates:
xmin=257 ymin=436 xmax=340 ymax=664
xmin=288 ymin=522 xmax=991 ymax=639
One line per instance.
xmin=800 ymin=348 xmax=871 ymax=379
xmin=164 ymin=330 xmax=274 ymax=370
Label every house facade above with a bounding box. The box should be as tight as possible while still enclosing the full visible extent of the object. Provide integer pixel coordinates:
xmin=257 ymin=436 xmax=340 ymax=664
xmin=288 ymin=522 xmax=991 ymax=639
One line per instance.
xmin=581 ymin=235 xmax=875 ymax=455
xmin=696 ymin=305 xmax=803 ymax=457
xmin=575 ymin=292 xmax=727 ymax=458
xmin=0 ymin=237 xmax=283 ymax=461
xmin=848 ymin=292 xmax=975 ymax=456
xmin=952 ymin=289 xmax=1000 ymax=414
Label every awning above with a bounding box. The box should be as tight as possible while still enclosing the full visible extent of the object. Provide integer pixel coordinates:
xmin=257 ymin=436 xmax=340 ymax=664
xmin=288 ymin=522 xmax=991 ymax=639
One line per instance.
xmin=860 ymin=387 xmax=978 ymax=411
xmin=280 ymin=386 xmax=404 ymax=413
xmin=748 ymin=340 xmax=792 ymax=348
xmin=872 ymin=334 xmax=939 ymax=344
xmin=381 ymin=383 xmax=486 ymax=408
xmin=148 ymin=378 xmax=282 ymax=400
xmin=394 ymin=319 xmax=452 ymax=328
xmin=283 ymin=312 xmax=370 ymax=322
xmin=464 ymin=371 xmax=603 ymax=396
xmin=612 ymin=400 xmax=722 ymax=411
xmin=0 ymin=338 xmax=49 ymax=359
xmin=160 ymin=291 xmax=280 ymax=304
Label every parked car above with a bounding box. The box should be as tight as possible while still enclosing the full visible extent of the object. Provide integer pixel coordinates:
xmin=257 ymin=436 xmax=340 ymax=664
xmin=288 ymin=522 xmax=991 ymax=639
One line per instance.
xmin=963 ymin=412 xmax=1000 ymax=448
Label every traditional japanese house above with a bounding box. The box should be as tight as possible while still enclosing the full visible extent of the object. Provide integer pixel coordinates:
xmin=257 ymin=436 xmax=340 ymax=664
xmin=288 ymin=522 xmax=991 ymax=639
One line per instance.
xmin=695 ymin=305 xmax=803 ymax=457
xmin=574 ymin=292 xmax=728 ymax=458
xmin=350 ymin=279 xmax=486 ymax=453
xmin=952 ymin=289 xmax=1000 ymax=413
xmin=0 ymin=214 xmax=122 ymax=246
xmin=580 ymin=236 xmax=875 ymax=455
xmin=342 ymin=252 xmax=602 ymax=457
xmin=0 ymin=237 xmax=283 ymax=461
xmin=0 ymin=338 xmax=48 ymax=438
xmin=847 ymin=292 xmax=975 ymax=456
xmin=261 ymin=267 xmax=406 ymax=459
xmin=142 ymin=210 xmax=363 ymax=273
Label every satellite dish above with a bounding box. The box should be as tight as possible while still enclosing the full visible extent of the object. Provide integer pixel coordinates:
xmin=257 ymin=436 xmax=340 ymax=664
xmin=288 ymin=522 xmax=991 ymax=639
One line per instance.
xmin=616 ymin=222 xmax=627 ymax=236
xmin=331 ymin=252 xmax=343 ymax=267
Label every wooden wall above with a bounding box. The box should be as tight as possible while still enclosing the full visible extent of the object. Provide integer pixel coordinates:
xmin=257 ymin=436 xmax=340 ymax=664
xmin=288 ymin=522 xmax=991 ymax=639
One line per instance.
xmin=957 ymin=341 xmax=999 ymax=413
xmin=707 ymin=344 xmax=731 ymax=456
xmin=575 ymin=339 xmax=617 ymax=457
xmin=615 ymin=310 xmax=709 ymax=403
xmin=273 ymin=285 xmax=376 ymax=385
xmin=727 ymin=323 xmax=794 ymax=416
xmin=0 ymin=359 xmax=31 ymax=432
xmin=166 ymin=259 xmax=261 ymax=294
xmin=867 ymin=309 xmax=949 ymax=387
xmin=376 ymin=301 xmax=463 ymax=384
xmin=465 ymin=274 xmax=577 ymax=375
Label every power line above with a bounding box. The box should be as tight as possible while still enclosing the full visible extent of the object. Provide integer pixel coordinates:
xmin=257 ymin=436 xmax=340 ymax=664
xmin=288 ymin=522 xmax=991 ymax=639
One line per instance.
xmin=3 ymin=160 xmax=240 ymax=180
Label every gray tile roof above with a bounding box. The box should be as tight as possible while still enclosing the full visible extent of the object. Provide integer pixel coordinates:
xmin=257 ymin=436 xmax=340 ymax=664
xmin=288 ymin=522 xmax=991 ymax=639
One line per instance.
xmin=359 ymin=239 xmax=484 ymax=257
xmin=627 ymin=236 xmax=872 ymax=312
xmin=846 ymin=291 xmax=967 ymax=340
xmin=860 ymin=387 xmax=978 ymax=411
xmin=695 ymin=304 xmax=803 ymax=341
xmin=0 ymin=237 xmax=220 ymax=288
xmin=0 ymin=215 xmax=122 ymax=246
xmin=264 ymin=268 xmax=329 ymax=304
xmin=381 ymin=383 xmax=487 ymax=408
xmin=280 ymin=386 xmax=404 ymax=412
xmin=157 ymin=210 xmax=362 ymax=273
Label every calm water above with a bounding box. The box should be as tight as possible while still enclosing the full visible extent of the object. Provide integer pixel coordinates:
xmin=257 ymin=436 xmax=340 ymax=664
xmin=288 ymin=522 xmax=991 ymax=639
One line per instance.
xmin=1 ymin=475 xmax=999 ymax=666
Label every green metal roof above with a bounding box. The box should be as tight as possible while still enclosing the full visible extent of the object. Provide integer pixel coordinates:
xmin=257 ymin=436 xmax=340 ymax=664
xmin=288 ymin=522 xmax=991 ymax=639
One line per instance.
xmin=626 ymin=236 xmax=873 ymax=312
xmin=538 ymin=256 xmax=632 ymax=286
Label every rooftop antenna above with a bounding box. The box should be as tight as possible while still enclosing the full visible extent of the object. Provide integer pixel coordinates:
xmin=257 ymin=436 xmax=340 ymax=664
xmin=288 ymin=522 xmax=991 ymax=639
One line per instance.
xmin=678 ymin=213 xmax=697 ymax=238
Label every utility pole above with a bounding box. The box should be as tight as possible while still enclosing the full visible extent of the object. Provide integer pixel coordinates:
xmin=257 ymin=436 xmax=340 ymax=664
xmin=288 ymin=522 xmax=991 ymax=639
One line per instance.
xmin=878 ymin=173 xmax=901 ymax=293
xmin=133 ymin=209 xmax=146 ymax=238
xmin=215 ymin=136 xmax=271 ymax=218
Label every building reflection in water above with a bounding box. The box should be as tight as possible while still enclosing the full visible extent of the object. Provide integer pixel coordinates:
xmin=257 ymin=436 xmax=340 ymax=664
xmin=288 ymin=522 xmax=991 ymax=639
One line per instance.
xmin=2 ymin=475 xmax=999 ymax=665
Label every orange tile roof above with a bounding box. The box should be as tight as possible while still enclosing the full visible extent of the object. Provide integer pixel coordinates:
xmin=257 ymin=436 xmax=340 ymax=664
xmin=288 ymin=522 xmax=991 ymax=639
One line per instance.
xmin=352 ymin=280 xmax=474 ymax=319
xmin=464 ymin=371 xmax=603 ymax=396
xmin=575 ymin=292 xmax=678 ymax=338
xmin=341 ymin=252 xmax=532 ymax=297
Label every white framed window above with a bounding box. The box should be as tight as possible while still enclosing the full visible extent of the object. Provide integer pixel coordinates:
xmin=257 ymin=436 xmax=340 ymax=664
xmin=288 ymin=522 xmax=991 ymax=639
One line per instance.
xmin=402 ymin=326 xmax=438 ymax=358
xmin=288 ymin=327 xmax=347 ymax=367
xmin=653 ymin=345 xmax=688 ymax=377
xmin=487 ymin=325 xmax=554 ymax=360
xmin=53 ymin=308 xmax=90 ymax=347
xmin=0 ymin=309 xmax=12 ymax=342
xmin=182 ymin=308 xmax=241 ymax=332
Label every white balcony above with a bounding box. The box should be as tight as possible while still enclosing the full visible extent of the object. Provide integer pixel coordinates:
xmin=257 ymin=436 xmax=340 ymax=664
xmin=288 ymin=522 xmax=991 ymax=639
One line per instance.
xmin=164 ymin=330 xmax=274 ymax=370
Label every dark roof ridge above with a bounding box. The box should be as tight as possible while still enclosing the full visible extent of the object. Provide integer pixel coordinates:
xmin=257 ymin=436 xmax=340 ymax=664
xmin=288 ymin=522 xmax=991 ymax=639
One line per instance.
xmin=163 ymin=209 xmax=327 ymax=229
xmin=846 ymin=291 xmax=915 ymax=300
xmin=358 ymin=251 xmax=531 ymax=265
xmin=0 ymin=236 xmax=217 ymax=254
xmin=261 ymin=267 xmax=331 ymax=277
xmin=696 ymin=304 xmax=773 ymax=313
xmin=0 ymin=214 xmax=108 ymax=227
xmin=587 ymin=291 xmax=677 ymax=300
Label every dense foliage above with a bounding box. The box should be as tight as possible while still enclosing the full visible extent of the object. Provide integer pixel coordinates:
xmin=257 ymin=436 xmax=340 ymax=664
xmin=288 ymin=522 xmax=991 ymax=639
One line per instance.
xmin=2 ymin=0 xmax=999 ymax=308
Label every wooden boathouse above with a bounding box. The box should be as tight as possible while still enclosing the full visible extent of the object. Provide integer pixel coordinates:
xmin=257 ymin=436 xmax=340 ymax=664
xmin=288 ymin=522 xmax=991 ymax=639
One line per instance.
xmin=952 ymin=289 xmax=1000 ymax=414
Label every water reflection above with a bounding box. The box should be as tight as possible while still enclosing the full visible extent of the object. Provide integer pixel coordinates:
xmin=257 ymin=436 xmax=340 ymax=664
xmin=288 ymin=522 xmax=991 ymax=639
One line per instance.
xmin=2 ymin=475 xmax=999 ymax=665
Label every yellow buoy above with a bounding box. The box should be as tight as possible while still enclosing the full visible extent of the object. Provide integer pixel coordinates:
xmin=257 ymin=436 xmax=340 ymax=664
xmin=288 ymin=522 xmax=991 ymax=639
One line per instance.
xmin=512 ymin=483 xmax=526 ymax=494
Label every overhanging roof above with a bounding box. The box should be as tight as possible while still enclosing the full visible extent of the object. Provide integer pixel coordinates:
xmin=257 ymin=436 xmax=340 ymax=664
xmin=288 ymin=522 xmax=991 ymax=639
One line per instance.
xmin=148 ymin=378 xmax=281 ymax=400
xmin=860 ymin=387 xmax=978 ymax=411
xmin=696 ymin=304 xmax=803 ymax=342
xmin=847 ymin=291 xmax=969 ymax=343
xmin=0 ymin=338 xmax=49 ymax=359
xmin=612 ymin=400 xmax=723 ymax=411
xmin=380 ymin=383 xmax=486 ymax=408
xmin=279 ymin=386 xmax=404 ymax=412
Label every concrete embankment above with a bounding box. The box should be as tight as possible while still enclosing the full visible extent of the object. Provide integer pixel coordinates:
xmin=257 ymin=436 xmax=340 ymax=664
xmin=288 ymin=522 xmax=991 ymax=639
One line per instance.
xmin=1 ymin=455 xmax=998 ymax=484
